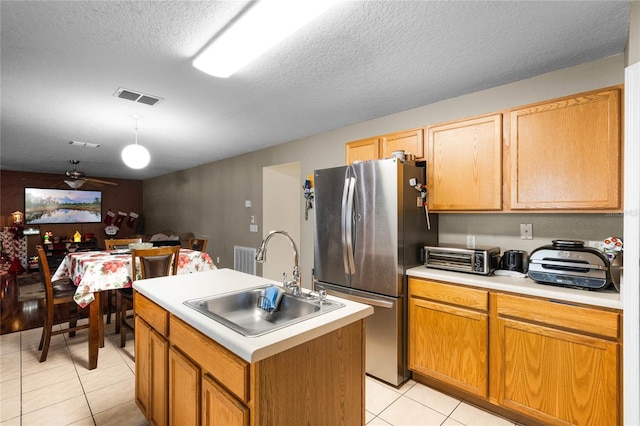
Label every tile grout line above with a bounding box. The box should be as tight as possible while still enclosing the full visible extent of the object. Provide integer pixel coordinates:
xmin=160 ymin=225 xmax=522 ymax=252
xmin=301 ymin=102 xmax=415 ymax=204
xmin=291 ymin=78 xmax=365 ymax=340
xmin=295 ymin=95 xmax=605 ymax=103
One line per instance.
xmin=20 ymin=331 xmax=23 ymax=426
xmin=64 ymin=331 xmax=98 ymax=425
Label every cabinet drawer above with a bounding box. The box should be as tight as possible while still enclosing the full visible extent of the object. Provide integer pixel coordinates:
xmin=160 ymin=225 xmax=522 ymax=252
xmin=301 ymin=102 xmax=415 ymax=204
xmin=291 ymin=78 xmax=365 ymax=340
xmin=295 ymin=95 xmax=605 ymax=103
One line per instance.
xmin=495 ymin=293 xmax=620 ymax=340
xmin=134 ymin=292 xmax=169 ymax=337
xmin=170 ymin=316 xmax=250 ymax=403
xmin=409 ymin=278 xmax=488 ymax=312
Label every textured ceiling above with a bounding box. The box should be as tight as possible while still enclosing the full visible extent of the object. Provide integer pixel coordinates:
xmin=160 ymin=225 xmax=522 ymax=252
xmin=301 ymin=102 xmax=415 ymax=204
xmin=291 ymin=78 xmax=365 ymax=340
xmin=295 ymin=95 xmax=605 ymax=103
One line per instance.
xmin=0 ymin=1 xmax=630 ymax=181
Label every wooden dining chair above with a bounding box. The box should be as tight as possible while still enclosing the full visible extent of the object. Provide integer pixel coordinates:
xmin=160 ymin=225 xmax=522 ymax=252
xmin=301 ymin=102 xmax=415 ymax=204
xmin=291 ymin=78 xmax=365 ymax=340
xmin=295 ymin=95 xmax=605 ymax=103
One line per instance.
xmin=36 ymin=245 xmax=89 ymax=362
xmin=117 ymin=245 xmax=180 ymax=347
xmin=104 ymin=238 xmax=141 ymax=327
xmin=188 ymin=238 xmax=208 ymax=252
xmin=105 ymin=238 xmax=142 ymax=250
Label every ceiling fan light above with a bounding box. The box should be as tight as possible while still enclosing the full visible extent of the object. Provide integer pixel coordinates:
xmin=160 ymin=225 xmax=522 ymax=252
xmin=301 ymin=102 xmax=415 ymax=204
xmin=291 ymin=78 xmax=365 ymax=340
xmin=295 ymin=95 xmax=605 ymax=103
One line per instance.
xmin=122 ymin=144 xmax=150 ymax=169
xmin=64 ymin=179 xmax=84 ymax=189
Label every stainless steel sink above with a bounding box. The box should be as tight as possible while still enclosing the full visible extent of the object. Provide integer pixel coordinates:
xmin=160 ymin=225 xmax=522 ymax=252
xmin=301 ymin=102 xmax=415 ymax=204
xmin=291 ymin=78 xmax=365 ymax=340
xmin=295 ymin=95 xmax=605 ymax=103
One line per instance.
xmin=184 ymin=286 xmax=345 ymax=337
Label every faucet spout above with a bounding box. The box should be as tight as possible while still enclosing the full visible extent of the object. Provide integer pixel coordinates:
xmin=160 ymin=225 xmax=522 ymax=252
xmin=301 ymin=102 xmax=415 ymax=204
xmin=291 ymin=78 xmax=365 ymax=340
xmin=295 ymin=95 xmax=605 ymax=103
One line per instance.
xmin=256 ymin=230 xmax=301 ymax=295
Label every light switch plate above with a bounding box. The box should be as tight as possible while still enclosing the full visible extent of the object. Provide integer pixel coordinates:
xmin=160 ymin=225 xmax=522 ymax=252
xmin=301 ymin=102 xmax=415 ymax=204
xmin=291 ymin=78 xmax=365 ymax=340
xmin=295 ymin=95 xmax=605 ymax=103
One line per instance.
xmin=250 ymin=224 xmax=258 ymax=233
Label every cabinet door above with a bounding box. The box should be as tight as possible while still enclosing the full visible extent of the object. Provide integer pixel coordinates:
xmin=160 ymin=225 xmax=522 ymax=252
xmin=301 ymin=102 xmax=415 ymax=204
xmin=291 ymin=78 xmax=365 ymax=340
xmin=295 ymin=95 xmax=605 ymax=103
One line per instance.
xmin=345 ymin=137 xmax=380 ymax=164
xmin=149 ymin=329 xmax=168 ymax=426
xmin=169 ymin=347 xmax=201 ymax=426
xmin=135 ymin=317 xmax=151 ymax=417
xmin=381 ymin=128 xmax=424 ymax=159
xmin=510 ymin=87 xmax=621 ymax=210
xmin=409 ymin=296 xmax=488 ymax=397
xmin=202 ymin=374 xmax=249 ymax=426
xmin=427 ymin=114 xmax=502 ymax=210
xmin=496 ymin=317 xmax=619 ymax=425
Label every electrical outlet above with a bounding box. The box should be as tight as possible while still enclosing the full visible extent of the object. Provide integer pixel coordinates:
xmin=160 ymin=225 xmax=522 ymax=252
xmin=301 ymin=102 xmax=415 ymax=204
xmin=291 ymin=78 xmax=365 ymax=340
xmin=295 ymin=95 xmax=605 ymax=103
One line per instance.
xmin=250 ymin=224 xmax=258 ymax=233
xmin=520 ymin=223 xmax=533 ymax=240
xmin=466 ymin=235 xmax=476 ymax=248
xmin=588 ymin=240 xmax=605 ymax=251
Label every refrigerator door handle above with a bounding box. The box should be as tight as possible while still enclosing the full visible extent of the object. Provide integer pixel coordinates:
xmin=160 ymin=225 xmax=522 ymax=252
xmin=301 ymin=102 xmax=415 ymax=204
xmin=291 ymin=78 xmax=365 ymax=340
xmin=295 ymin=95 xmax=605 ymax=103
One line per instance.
xmin=341 ymin=176 xmax=351 ymax=274
xmin=344 ymin=176 xmax=357 ymax=274
xmin=341 ymin=175 xmax=356 ymax=275
xmin=324 ymin=289 xmax=394 ymax=309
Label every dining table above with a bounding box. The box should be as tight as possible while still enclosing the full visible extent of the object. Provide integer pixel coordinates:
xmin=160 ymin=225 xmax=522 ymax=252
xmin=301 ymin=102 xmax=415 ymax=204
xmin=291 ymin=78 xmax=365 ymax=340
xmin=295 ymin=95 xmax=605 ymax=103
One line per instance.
xmin=51 ymin=247 xmax=216 ymax=369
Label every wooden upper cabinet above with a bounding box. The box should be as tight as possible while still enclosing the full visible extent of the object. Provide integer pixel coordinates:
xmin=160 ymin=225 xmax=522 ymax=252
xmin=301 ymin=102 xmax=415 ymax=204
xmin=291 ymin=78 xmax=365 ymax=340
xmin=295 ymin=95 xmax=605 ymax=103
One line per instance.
xmin=345 ymin=128 xmax=424 ymax=164
xmin=380 ymin=128 xmax=424 ymax=159
xmin=427 ymin=114 xmax=502 ymax=211
xmin=509 ymin=87 xmax=621 ymax=210
xmin=345 ymin=137 xmax=380 ymax=164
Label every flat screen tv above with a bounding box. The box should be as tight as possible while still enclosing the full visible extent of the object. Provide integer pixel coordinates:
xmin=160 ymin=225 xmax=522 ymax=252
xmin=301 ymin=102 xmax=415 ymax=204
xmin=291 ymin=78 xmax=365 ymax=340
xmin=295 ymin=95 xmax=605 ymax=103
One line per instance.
xmin=24 ymin=188 xmax=102 ymax=225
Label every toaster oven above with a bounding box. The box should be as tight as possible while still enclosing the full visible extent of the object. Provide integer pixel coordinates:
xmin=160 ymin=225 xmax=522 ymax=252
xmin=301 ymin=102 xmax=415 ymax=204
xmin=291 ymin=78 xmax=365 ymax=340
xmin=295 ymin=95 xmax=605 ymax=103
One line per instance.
xmin=424 ymin=244 xmax=500 ymax=275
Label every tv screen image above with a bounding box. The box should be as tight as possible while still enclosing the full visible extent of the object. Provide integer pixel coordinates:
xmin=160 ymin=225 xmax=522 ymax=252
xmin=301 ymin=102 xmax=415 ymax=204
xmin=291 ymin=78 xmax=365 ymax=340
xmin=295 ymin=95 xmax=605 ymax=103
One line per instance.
xmin=25 ymin=188 xmax=102 ymax=224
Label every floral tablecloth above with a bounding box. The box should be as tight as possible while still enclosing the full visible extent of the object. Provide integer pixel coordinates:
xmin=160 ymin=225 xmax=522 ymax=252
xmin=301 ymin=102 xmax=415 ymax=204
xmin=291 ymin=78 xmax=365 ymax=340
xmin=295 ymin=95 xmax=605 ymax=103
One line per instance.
xmin=52 ymin=249 xmax=216 ymax=307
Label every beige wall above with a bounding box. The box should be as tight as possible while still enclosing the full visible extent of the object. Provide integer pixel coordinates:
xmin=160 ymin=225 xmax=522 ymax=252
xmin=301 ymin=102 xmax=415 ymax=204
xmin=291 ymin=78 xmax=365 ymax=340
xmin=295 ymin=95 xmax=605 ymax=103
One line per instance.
xmin=144 ymin=55 xmax=625 ymax=287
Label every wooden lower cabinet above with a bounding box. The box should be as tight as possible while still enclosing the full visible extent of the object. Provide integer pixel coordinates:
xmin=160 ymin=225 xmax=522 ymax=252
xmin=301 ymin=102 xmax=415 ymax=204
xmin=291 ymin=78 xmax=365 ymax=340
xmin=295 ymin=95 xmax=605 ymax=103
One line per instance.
xmin=135 ymin=297 xmax=169 ymax=426
xmin=168 ymin=347 xmax=201 ymax=425
xmin=134 ymin=291 xmax=366 ymax=425
xmin=408 ymin=277 xmax=622 ymax=426
xmin=135 ymin=319 xmax=169 ymax=425
xmin=494 ymin=293 xmax=620 ymax=426
xmin=202 ymin=374 xmax=249 ymax=426
xmin=408 ymin=279 xmax=489 ymax=397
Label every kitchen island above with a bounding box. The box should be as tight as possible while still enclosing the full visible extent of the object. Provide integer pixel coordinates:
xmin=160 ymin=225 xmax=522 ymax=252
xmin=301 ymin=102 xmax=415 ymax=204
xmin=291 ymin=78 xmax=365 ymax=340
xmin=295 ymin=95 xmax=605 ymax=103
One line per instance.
xmin=133 ymin=268 xmax=373 ymax=426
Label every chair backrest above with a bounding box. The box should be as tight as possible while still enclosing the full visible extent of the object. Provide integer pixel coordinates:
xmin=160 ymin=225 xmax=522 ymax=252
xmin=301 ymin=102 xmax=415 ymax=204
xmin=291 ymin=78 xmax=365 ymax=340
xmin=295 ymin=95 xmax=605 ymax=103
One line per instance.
xmin=105 ymin=238 xmax=142 ymax=250
xmin=131 ymin=246 xmax=180 ymax=280
xmin=36 ymin=245 xmax=55 ymax=303
xmin=188 ymin=238 xmax=208 ymax=252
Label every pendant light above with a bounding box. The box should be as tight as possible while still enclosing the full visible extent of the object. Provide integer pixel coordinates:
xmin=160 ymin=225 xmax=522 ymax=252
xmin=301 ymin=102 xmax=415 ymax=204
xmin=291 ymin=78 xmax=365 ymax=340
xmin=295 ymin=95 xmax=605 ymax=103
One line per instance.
xmin=121 ymin=118 xmax=150 ymax=169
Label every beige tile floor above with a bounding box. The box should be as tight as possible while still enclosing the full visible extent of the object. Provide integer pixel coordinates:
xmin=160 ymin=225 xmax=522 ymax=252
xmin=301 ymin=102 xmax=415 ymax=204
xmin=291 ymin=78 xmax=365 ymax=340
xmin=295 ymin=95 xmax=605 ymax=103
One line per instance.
xmin=1 ymin=320 xmax=516 ymax=426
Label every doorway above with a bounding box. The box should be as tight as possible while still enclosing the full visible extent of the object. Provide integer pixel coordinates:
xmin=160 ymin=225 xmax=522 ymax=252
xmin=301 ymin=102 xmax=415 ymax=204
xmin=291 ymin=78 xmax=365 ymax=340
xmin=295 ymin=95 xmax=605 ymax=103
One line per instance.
xmin=262 ymin=162 xmax=301 ymax=283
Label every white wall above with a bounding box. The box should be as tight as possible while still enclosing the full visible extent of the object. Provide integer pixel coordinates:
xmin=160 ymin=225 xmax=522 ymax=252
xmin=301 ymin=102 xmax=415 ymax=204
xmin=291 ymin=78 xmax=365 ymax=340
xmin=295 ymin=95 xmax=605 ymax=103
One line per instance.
xmin=623 ymin=2 xmax=640 ymax=417
xmin=262 ymin=162 xmax=301 ymax=282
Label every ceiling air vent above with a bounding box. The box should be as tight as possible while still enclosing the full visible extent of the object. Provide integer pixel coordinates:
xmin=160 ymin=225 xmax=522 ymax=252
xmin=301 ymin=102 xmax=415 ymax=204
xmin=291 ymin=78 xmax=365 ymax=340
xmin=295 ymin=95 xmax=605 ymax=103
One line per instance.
xmin=113 ymin=87 xmax=162 ymax=106
xmin=69 ymin=140 xmax=100 ymax=148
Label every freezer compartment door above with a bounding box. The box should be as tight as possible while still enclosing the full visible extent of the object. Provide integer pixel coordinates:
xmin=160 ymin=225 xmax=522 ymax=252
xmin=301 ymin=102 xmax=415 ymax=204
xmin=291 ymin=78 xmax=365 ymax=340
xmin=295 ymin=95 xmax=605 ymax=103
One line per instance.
xmin=316 ymin=281 xmax=409 ymax=386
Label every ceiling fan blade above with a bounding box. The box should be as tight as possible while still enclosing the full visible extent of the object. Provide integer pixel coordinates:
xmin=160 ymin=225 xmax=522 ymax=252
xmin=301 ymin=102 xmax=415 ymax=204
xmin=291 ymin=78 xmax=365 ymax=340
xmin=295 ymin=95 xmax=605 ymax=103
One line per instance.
xmin=87 ymin=177 xmax=117 ymax=186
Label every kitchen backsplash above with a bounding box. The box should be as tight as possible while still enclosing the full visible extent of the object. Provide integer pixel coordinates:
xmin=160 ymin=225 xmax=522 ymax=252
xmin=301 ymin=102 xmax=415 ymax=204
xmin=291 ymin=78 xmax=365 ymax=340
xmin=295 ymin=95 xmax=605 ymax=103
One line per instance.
xmin=438 ymin=213 xmax=623 ymax=254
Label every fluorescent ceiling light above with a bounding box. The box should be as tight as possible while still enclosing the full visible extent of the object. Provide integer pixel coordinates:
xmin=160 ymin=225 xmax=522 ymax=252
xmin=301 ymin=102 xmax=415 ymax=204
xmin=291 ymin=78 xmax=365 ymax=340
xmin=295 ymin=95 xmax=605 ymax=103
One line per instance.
xmin=193 ymin=0 xmax=339 ymax=78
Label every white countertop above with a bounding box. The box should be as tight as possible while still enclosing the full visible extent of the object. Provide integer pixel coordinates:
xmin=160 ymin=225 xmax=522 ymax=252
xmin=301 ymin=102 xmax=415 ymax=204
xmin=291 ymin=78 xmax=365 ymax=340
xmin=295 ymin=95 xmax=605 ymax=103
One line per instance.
xmin=133 ymin=268 xmax=373 ymax=363
xmin=407 ymin=266 xmax=622 ymax=310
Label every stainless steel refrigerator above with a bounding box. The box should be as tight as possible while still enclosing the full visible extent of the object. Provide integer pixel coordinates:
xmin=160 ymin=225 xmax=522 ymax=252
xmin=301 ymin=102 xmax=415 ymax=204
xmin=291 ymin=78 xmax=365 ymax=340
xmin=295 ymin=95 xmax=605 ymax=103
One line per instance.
xmin=313 ymin=158 xmax=438 ymax=386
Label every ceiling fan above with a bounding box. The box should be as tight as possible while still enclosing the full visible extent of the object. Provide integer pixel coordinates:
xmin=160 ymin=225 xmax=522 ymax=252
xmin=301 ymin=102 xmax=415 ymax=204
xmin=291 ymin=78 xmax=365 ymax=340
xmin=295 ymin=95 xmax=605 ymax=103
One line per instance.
xmin=63 ymin=160 xmax=117 ymax=189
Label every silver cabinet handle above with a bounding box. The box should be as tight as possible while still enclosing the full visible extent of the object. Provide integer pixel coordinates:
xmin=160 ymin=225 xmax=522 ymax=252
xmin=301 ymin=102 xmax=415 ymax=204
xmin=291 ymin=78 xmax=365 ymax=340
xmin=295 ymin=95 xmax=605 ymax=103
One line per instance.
xmin=324 ymin=289 xmax=393 ymax=309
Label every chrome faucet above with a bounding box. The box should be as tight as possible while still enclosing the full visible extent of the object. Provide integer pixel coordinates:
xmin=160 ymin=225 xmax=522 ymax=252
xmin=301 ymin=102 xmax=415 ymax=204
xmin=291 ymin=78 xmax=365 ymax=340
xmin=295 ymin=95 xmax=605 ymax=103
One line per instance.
xmin=255 ymin=230 xmax=302 ymax=296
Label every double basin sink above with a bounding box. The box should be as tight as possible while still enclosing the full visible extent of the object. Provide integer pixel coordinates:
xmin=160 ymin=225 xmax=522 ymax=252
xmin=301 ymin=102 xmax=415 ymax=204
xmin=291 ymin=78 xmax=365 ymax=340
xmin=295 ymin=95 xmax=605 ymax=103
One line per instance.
xmin=185 ymin=286 xmax=344 ymax=337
